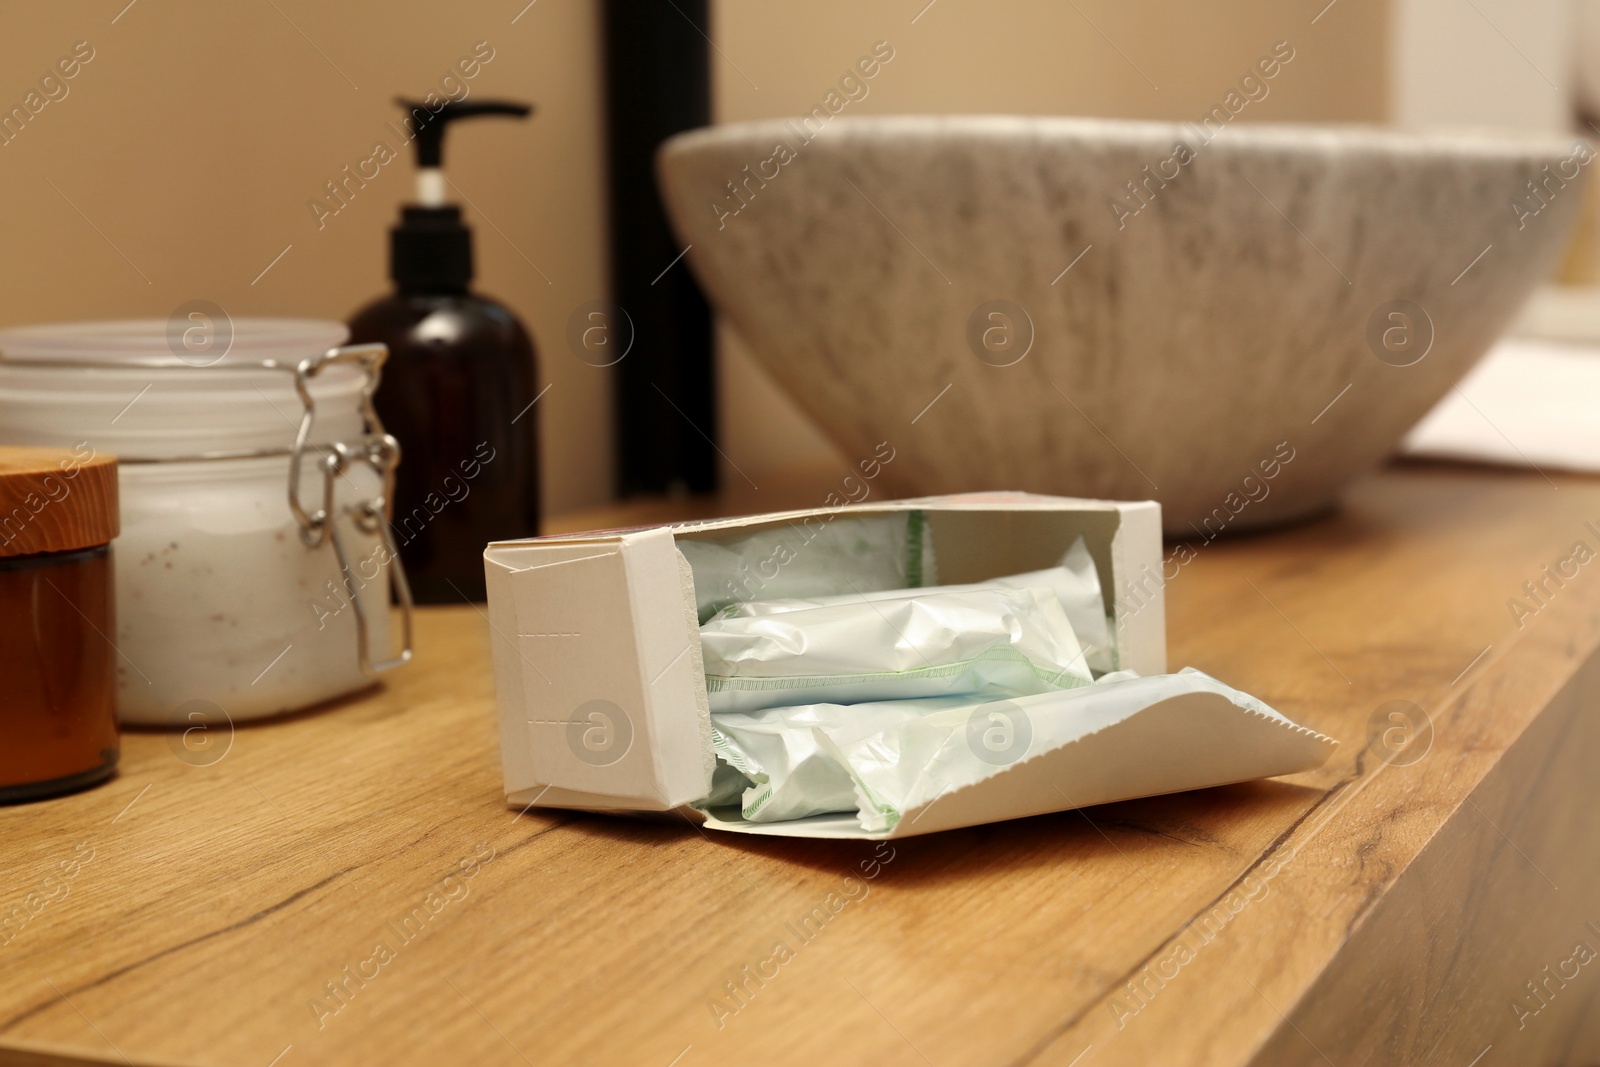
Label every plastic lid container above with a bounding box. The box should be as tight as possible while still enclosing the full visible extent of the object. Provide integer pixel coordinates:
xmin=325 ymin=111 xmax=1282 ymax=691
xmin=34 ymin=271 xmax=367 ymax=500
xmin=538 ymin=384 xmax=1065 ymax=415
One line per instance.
xmin=0 ymin=319 xmax=363 ymax=460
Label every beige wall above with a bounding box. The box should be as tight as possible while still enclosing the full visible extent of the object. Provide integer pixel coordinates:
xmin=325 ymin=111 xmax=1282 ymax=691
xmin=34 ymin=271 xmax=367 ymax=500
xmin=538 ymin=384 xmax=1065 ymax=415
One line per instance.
xmin=0 ymin=1 xmax=1393 ymax=511
xmin=710 ymin=0 xmax=1392 ymax=483
xmin=0 ymin=0 xmax=612 ymax=514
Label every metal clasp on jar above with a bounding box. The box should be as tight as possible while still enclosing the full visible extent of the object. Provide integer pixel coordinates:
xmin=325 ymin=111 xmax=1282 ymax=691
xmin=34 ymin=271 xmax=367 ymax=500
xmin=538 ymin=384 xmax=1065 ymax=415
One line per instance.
xmin=288 ymin=343 xmax=414 ymax=675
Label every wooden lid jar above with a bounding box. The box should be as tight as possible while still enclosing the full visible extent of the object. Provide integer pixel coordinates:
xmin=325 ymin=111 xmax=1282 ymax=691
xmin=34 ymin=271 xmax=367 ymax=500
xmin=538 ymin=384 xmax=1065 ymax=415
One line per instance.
xmin=0 ymin=445 xmax=121 ymax=802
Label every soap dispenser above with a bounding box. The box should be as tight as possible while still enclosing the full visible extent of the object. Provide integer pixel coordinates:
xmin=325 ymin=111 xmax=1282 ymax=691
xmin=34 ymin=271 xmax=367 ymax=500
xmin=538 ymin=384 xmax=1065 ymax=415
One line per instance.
xmin=349 ymin=98 xmax=539 ymax=604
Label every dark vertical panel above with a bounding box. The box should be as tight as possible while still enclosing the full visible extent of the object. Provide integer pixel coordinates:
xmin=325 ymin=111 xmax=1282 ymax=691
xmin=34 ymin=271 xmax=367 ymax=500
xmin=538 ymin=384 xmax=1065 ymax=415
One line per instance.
xmin=602 ymin=0 xmax=717 ymax=496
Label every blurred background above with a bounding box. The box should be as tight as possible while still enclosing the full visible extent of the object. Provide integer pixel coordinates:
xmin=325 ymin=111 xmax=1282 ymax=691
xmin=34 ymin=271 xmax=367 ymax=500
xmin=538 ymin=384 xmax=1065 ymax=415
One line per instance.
xmin=0 ymin=0 xmax=1587 ymax=517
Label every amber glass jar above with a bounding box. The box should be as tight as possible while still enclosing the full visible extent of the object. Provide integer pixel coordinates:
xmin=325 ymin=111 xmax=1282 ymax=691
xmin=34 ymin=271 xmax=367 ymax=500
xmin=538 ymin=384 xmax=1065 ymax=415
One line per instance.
xmin=0 ymin=446 xmax=120 ymax=802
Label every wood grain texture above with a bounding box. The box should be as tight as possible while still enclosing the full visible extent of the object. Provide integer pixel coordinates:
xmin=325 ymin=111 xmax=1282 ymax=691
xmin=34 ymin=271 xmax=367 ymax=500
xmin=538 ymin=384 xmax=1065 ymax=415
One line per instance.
xmin=2 ymin=462 xmax=1599 ymax=1067
xmin=0 ymin=447 xmax=117 ymax=557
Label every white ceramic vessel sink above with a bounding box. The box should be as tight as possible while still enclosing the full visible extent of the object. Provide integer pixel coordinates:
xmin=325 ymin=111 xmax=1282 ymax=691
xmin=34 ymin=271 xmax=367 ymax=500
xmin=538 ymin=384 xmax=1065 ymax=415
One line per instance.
xmin=659 ymin=116 xmax=1586 ymax=532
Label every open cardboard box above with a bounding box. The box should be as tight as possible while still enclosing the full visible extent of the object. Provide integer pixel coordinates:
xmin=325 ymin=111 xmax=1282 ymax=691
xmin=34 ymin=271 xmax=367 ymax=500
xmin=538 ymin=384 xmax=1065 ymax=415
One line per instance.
xmin=483 ymin=492 xmax=1334 ymax=839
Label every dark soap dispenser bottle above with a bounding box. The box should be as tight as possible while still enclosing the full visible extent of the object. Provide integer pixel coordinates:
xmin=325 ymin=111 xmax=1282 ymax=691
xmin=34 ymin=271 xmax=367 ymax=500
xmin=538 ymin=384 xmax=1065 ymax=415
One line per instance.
xmin=350 ymin=98 xmax=539 ymax=603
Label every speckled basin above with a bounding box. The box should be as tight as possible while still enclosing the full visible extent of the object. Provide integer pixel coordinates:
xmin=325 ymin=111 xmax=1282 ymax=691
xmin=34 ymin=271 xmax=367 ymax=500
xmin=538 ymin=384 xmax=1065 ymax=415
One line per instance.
xmin=659 ymin=116 xmax=1586 ymax=533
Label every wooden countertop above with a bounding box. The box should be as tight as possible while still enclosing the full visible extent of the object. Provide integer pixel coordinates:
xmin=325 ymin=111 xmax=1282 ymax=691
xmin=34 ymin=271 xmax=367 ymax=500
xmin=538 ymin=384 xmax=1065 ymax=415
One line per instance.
xmin=4 ymin=462 xmax=1600 ymax=1067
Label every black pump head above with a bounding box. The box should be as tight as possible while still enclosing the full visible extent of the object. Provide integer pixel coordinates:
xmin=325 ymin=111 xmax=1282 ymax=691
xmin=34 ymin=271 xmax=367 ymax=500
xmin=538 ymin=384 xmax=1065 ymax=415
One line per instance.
xmin=388 ymin=97 xmax=533 ymax=293
xmin=396 ymin=98 xmax=533 ymax=169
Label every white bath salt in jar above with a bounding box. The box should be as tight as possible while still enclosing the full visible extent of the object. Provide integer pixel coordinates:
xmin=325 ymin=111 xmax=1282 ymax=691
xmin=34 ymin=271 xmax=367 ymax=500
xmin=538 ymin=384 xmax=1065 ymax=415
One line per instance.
xmin=0 ymin=318 xmax=413 ymax=725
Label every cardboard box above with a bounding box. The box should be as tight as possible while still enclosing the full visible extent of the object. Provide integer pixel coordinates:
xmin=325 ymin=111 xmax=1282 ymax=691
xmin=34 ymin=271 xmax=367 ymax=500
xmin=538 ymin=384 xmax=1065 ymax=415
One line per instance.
xmin=483 ymin=493 xmax=1333 ymax=839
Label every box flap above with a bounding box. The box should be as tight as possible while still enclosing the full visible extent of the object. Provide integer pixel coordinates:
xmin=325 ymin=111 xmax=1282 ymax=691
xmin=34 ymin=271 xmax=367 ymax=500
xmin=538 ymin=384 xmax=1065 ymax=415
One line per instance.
xmin=699 ymin=689 xmax=1335 ymax=839
xmin=485 ymin=529 xmax=714 ymax=810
